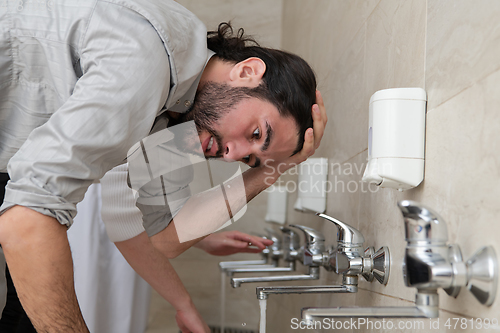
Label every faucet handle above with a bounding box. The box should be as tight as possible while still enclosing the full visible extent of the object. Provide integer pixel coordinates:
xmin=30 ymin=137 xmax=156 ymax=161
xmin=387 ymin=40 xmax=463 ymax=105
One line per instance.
xmin=316 ymin=213 xmax=364 ymax=245
xmin=280 ymin=227 xmax=301 ymax=250
xmin=289 ymin=225 xmax=325 ymax=245
xmin=265 ymin=227 xmax=281 ymax=244
xmin=398 ymin=200 xmax=448 ymax=244
xmin=289 ymin=225 xmax=325 ymax=260
xmin=251 ymin=232 xmax=268 ymax=239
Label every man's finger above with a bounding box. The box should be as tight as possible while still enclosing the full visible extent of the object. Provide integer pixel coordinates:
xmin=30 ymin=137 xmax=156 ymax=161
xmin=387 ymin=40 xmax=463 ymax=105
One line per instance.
xmin=302 ymin=128 xmax=315 ymax=158
xmin=238 ymin=248 xmax=264 ymax=254
xmin=226 ymin=238 xmax=250 ymax=249
xmin=232 ymin=232 xmax=273 ymax=249
xmin=312 ymin=91 xmax=327 ymax=150
xmin=316 ymin=90 xmax=327 ymax=124
xmin=245 ymin=236 xmax=273 ymax=249
xmin=312 ymin=105 xmax=324 ymax=149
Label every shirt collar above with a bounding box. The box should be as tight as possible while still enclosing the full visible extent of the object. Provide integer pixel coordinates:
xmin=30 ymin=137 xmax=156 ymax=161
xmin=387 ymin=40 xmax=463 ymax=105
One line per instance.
xmin=166 ymin=50 xmax=215 ymax=113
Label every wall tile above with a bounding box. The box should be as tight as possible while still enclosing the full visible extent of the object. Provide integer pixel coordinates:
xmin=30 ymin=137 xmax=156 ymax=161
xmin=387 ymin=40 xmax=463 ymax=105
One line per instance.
xmin=354 ymin=152 xmax=416 ymax=302
xmin=413 ymin=68 xmax=500 ymax=318
xmin=283 ymin=0 xmax=379 ymax=162
xmin=426 ymin=0 xmax=500 ymax=109
xmin=283 ymin=0 xmax=379 ymax=73
xmin=364 ymin=0 xmax=426 ymax=96
xmin=177 ymin=0 xmax=283 ymax=47
xmin=317 ymin=28 xmax=367 ymax=162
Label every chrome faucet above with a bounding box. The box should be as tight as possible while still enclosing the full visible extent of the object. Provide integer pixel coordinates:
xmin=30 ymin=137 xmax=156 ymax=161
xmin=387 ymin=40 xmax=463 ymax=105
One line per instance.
xmin=401 ymin=200 xmax=497 ymax=305
xmin=225 ymin=227 xmax=302 ymax=277
xmin=255 ymin=213 xmax=390 ymax=300
xmin=301 ymin=200 xmax=498 ymax=322
xmin=316 ymin=213 xmax=389 ymax=284
xmin=231 ymin=225 xmax=325 ymax=287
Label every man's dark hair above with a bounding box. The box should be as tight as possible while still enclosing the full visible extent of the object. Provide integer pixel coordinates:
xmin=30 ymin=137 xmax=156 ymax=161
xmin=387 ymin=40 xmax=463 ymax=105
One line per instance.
xmin=207 ymin=22 xmax=317 ymax=155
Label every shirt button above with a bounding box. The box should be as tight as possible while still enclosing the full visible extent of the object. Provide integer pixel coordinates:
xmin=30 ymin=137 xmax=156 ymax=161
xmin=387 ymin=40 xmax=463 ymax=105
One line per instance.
xmin=184 ymin=100 xmax=191 ymax=107
xmin=176 ymin=100 xmax=180 ymax=105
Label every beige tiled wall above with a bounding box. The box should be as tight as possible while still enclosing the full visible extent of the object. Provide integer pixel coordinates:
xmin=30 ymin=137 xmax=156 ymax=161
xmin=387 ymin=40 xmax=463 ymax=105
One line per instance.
xmin=271 ymin=0 xmax=500 ymax=332
xmin=149 ymin=0 xmax=500 ymax=332
xmin=176 ymin=0 xmax=283 ymax=48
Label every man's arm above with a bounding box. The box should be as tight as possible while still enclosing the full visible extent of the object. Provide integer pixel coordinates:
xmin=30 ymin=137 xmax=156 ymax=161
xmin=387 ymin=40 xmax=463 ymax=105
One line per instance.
xmin=114 ymin=232 xmax=210 ymax=333
xmin=114 ymin=230 xmax=270 ymax=332
xmin=0 ymin=6 xmax=175 ymax=331
xmin=0 ymin=206 xmax=89 ymax=332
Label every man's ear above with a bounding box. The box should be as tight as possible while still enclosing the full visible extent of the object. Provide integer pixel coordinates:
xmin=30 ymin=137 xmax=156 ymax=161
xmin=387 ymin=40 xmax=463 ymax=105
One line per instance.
xmin=229 ymin=57 xmax=266 ymax=87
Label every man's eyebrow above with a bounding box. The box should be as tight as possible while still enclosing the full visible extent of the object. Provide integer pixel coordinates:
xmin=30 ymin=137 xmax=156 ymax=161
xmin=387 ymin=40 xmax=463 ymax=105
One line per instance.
xmin=261 ymin=121 xmax=273 ymax=152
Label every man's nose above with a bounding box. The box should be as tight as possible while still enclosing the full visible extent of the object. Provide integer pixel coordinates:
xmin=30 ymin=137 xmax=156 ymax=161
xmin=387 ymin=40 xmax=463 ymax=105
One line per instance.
xmin=224 ymin=141 xmax=252 ymax=161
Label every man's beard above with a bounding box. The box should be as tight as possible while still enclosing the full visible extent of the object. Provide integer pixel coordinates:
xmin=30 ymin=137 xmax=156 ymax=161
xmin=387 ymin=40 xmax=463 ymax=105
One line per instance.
xmin=174 ymin=82 xmax=265 ymax=158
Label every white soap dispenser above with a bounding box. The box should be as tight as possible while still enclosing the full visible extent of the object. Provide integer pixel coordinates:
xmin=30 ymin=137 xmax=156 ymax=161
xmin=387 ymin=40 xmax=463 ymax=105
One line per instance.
xmin=265 ymin=186 xmax=288 ymax=224
xmin=362 ymin=88 xmax=427 ymax=191
xmin=294 ymin=157 xmax=328 ymax=213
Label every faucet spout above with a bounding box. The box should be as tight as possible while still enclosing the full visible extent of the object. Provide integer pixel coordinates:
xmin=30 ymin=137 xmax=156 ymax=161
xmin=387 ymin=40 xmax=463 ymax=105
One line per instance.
xmin=219 ymin=259 xmax=268 ymax=268
xmin=257 ymin=284 xmax=357 ymax=300
xmin=301 ymin=290 xmax=439 ymax=321
xmin=231 ymin=267 xmax=320 ymax=288
xmin=302 ymin=306 xmax=430 ymax=320
xmin=226 ymin=261 xmax=296 ymax=277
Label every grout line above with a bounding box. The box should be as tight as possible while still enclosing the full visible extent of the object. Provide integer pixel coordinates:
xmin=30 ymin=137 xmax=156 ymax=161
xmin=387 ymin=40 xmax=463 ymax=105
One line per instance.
xmin=357 ymin=287 xmax=488 ymax=319
xmin=279 ymin=0 xmax=284 ymax=49
xmin=328 ymin=149 xmax=368 ymax=174
xmin=428 ymin=64 xmax=500 ymax=113
xmin=427 ymin=84 xmax=473 ymax=113
xmin=323 ymin=0 xmax=380 ymax=79
xmin=357 ymin=287 xmax=414 ymax=304
xmin=423 ymin=0 xmax=427 ymax=89
xmin=362 ymin=18 xmax=367 ymax=108
xmin=340 ymin=148 xmax=368 ymax=165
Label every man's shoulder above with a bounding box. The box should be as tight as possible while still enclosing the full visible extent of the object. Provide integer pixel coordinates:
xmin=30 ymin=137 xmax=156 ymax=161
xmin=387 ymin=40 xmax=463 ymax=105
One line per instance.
xmin=100 ymin=0 xmax=209 ymax=104
xmin=101 ymin=0 xmax=206 ymax=53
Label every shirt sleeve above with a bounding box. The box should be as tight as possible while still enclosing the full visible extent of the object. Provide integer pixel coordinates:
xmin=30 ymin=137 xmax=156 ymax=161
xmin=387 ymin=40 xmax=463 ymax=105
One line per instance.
xmin=126 ymin=124 xmax=195 ymax=237
xmin=0 ymin=2 xmax=171 ymax=227
xmin=100 ymin=164 xmax=145 ymax=243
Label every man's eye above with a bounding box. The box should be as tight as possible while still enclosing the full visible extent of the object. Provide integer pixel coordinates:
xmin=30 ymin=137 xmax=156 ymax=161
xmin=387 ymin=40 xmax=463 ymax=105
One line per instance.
xmin=252 ymin=128 xmax=260 ymax=139
xmin=242 ymin=155 xmax=250 ymax=163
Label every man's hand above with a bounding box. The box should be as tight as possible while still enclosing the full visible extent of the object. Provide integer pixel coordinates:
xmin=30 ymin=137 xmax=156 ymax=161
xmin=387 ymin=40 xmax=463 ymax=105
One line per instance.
xmin=241 ymin=90 xmax=328 ymax=202
xmin=263 ymin=90 xmax=328 ymax=183
xmin=116 ymin=232 xmax=210 ymax=333
xmin=175 ymin=300 xmax=210 ymax=333
xmin=300 ymin=89 xmax=328 ymax=156
xmin=195 ymin=230 xmax=273 ymax=256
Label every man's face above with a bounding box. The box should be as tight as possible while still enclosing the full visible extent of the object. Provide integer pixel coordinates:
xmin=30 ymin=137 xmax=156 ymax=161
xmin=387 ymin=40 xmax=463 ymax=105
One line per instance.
xmin=183 ymin=82 xmax=299 ymax=167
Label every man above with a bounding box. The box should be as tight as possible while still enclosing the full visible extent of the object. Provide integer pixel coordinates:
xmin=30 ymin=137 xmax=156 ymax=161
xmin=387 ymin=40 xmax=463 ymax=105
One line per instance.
xmin=0 ymin=1 xmax=327 ymax=332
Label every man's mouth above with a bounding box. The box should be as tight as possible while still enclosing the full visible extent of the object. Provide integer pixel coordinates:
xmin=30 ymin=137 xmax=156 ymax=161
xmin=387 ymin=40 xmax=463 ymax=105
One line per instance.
xmin=202 ymin=135 xmax=219 ymax=156
xmin=207 ymin=136 xmax=214 ymax=152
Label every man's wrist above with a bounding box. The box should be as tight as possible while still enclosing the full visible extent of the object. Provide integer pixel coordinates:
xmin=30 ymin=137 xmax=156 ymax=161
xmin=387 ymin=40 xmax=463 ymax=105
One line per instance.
xmin=174 ymin=295 xmax=196 ymax=312
xmin=193 ymin=236 xmax=209 ymax=251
